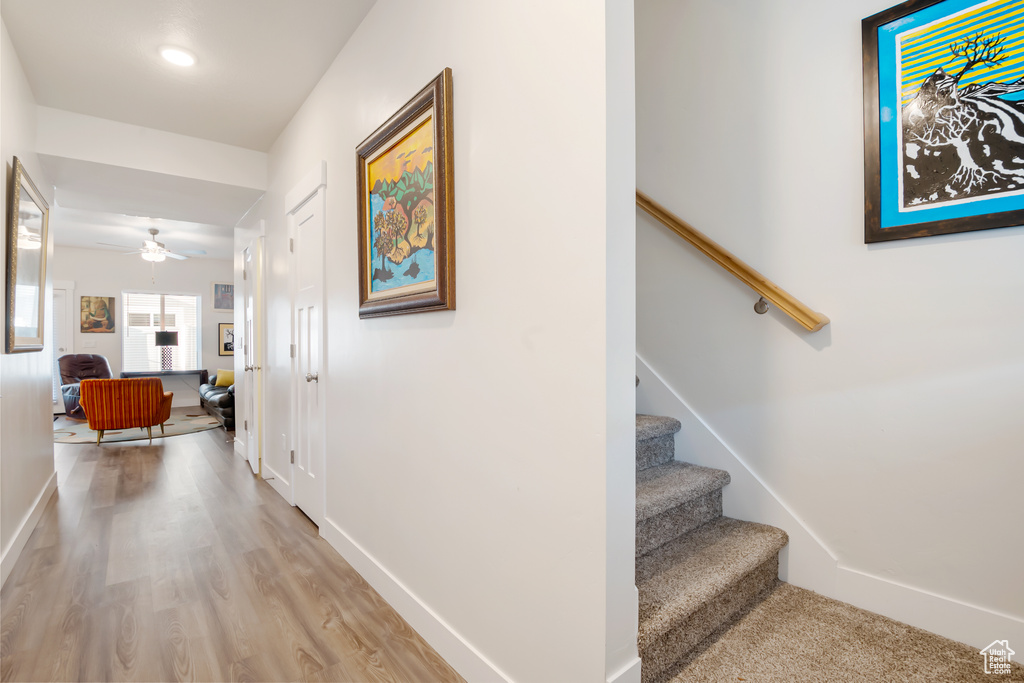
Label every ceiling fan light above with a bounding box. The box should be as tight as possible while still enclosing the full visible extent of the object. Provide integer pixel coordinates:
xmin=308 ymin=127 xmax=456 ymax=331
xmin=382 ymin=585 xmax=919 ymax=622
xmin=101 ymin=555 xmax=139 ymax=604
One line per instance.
xmin=142 ymin=251 xmax=166 ymax=262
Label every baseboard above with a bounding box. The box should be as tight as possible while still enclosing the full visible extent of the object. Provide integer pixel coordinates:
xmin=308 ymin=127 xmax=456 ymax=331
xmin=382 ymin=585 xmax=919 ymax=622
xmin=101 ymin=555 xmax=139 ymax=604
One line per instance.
xmin=261 ymin=463 xmax=292 ymax=503
xmin=1 ymin=471 xmax=57 ymax=587
xmin=607 ymin=655 xmax=642 ymax=683
xmin=635 ymin=354 xmax=1022 ymax=651
xmin=836 ymin=567 xmax=1024 ymax=650
xmin=320 ymin=516 xmax=511 ymax=683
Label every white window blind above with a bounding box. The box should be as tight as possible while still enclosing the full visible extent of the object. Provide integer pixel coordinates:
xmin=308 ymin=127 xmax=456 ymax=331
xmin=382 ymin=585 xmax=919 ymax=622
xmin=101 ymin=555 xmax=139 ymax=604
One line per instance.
xmin=122 ymin=292 xmax=199 ymax=371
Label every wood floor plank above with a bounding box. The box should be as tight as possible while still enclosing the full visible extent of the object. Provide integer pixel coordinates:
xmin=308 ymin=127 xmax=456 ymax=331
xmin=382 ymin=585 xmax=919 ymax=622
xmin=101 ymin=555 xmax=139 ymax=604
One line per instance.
xmin=229 ymin=653 xmax=284 ymax=683
xmin=187 ymin=544 xmax=263 ymax=667
xmin=0 ymin=648 xmax=36 ymax=683
xmin=1 ymin=430 xmax=464 ymax=683
xmin=35 ymin=557 xmax=105 ymax=681
xmin=105 ymin=507 xmax=149 ymax=587
xmin=240 ymin=547 xmax=339 ymax=678
xmin=155 ymin=602 xmax=224 ymax=683
xmin=88 ymin=455 xmax=120 ymax=509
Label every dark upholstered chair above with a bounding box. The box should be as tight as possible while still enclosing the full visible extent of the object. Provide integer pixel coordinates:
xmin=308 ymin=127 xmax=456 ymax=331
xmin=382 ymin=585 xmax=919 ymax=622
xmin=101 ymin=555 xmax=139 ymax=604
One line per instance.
xmin=58 ymin=354 xmax=113 ymax=420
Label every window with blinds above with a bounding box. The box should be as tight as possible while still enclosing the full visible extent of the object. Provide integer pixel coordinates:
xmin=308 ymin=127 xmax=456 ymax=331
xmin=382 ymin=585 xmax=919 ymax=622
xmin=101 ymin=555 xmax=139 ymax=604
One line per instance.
xmin=122 ymin=292 xmax=200 ymax=371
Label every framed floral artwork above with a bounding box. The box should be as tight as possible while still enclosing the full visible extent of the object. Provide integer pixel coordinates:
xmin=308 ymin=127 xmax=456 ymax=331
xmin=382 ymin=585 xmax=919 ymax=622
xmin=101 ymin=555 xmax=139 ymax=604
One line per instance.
xmin=356 ymin=68 xmax=455 ymax=317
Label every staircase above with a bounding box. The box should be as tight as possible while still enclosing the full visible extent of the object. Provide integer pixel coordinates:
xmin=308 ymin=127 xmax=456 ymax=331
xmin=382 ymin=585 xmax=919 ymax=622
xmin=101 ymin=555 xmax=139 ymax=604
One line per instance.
xmin=635 ymin=414 xmax=788 ymax=682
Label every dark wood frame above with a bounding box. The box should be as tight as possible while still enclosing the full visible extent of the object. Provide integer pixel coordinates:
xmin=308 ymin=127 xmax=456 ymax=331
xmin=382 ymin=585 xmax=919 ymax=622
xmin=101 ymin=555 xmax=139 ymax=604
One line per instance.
xmin=863 ymin=0 xmax=1024 ymax=242
xmin=356 ymin=68 xmax=454 ymax=318
xmin=5 ymin=157 xmax=50 ymax=353
xmin=218 ymin=322 xmax=234 ymax=356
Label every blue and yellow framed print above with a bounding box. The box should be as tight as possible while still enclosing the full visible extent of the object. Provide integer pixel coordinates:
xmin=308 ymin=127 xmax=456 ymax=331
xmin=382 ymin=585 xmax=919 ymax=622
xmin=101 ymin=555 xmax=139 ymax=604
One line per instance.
xmin=863 ymin=0 xmax=1024 ymax=242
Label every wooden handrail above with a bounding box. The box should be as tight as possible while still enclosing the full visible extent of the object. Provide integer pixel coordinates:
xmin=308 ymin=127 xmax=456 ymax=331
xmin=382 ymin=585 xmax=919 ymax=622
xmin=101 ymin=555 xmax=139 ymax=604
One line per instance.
xmin=636 ymin=190 xmax=829 ymax=332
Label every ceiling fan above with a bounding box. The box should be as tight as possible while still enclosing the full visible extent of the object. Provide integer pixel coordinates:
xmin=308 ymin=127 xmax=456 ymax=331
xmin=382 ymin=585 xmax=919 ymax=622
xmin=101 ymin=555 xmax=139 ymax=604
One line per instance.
xmin=99 ymin=228 xmax=191 ymax=262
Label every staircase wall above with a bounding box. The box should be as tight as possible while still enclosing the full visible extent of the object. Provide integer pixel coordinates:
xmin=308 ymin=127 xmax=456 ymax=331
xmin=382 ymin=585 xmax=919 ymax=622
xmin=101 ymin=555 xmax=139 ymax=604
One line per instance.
xmin=636 ymin=0 xmax=1024 ymax=650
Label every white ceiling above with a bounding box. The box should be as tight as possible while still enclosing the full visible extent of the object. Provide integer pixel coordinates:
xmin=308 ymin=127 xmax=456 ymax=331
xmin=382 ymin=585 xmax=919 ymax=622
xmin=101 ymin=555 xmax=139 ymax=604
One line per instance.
xmin=2 ymin=0 xmax=375 ymax=260
xmin=45 ymin=207 xmax=232 ymax=260
xmin=2 ymin=0 xmax=375 ymax=150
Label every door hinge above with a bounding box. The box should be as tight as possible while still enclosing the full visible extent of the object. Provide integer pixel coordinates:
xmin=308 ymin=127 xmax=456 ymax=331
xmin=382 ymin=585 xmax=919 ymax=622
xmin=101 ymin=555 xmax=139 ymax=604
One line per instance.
xmin=243 ymin=270 xmax=247 ymax=280
xmin=289 ymin=238 xmax=294 ymax=253
xmin=244 ymin=419 xmax=248 ymax=431
xmin=290 ymin=450 xmax=295 ymax=464
xmin=290 ymin=343 xmax=296 ymax=358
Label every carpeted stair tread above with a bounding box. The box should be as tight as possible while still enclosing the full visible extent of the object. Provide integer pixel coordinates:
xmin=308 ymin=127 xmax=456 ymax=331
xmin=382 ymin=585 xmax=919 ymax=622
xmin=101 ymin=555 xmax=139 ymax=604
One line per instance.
xmin=636 ymin=461 xmax=730 ymax=523
xmin=637 ymin=517 xmax=789 ymax=642
xmin=636 ymin=414 xmax=681 ymax=441
xmin=666 ymin=582 xmax=1024 ymax=682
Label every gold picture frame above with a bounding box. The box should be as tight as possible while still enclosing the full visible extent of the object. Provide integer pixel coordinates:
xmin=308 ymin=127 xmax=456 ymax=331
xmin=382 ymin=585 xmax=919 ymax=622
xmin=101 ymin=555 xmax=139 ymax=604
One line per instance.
xmin=80 ymin=296 xmax=115 ymax=333
xmin=356 ymin=68 xmax=455 ymax=318
xmin=5 ymin=157 xmax=50 ymax=353
xmin=219 ymin=322 xmax=234 ymax=356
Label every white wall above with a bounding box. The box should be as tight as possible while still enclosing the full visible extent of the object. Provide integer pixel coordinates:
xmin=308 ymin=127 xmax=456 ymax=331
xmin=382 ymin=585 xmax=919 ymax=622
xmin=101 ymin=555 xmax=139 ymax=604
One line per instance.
xmin=246 ymin=1 xmax=637 ymax=680
xmin=636 ymin=0 xmax=1024 ymax=647
xmin=50 ymin=245 xmax=233 ymax=405
xmin=0 ymin=19 xmax=57 ymax=585
xmin=36 ymin=107 xmax=267 ymax=191
xmin=605 ymin=0 xmax=640 ymax=680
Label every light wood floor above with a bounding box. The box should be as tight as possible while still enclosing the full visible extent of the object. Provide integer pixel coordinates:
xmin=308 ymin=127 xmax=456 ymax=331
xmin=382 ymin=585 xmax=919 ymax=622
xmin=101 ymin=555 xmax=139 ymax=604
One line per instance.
xmin=1 ymin=428 xmax=464 ymax=683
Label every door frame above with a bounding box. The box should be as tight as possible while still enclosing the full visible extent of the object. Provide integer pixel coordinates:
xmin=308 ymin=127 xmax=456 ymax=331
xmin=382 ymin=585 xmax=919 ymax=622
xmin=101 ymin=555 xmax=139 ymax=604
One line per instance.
xmin=52 ymin=280 xmax=76 ymax=413
xmin=238 ymin=227 xmax=265 ymax=476
xmin=287 ymin=161 xmax=327 ymax=524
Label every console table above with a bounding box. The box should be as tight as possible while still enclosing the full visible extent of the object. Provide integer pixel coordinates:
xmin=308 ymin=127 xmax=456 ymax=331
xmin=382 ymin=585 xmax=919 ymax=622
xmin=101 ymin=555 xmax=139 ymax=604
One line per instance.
xmin=118 ymin=370 xmax=208 ymax=403
xmin=120 ymin=369 xmax=209 ymax=385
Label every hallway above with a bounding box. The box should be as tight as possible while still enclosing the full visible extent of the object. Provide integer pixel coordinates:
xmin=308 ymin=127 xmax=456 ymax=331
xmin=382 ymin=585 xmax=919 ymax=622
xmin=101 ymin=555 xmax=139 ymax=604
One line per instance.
xmin=0 ymin=429 xmax=462 ymax=682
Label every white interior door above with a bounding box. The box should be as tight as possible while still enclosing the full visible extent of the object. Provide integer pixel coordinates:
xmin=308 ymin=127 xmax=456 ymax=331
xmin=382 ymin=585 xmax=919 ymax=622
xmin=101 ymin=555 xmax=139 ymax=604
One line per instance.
xmin=242 ymin=241 xmax=261 ymax=475
xmin=51 ymin=283 xmax=74 ymax=414
xmin=291 ymin=188 xmax=326 ymax=526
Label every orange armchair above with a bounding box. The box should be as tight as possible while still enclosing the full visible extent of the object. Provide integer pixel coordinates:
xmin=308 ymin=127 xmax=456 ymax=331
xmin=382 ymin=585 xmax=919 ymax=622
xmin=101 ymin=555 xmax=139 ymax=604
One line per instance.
xmin=79 ymin=378 xmax=173 ymax=444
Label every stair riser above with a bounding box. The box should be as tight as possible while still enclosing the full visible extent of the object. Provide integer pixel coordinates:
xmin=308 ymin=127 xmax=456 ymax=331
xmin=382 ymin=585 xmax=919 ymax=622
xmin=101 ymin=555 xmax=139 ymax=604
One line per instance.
xmin=636 ymin=491 xmax=722 ymax=558
xmin=639 ymin=556 xmax=779 ymax=683
xmin=636 ymin=435 xmax=675 ymax=471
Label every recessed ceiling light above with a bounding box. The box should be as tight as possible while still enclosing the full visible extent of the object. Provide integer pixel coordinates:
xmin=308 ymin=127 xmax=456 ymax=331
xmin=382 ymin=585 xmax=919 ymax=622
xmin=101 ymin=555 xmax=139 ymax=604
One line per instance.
xmin=160 ymin=46 xmax=195 ymax=67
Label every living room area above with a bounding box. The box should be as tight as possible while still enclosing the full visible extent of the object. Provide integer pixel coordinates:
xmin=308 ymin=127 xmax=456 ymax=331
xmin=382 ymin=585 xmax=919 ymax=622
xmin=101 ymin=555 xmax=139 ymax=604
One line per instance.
xmin=50 ymin=244 xmax=235 ymax=417
xmin=49 ymin=242 xmax=238 ymax=441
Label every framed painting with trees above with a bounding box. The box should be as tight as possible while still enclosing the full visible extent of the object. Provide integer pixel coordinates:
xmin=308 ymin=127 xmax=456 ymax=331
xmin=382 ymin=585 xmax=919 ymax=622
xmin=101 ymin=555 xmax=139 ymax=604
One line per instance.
xmin=863 ymin=0 xmax=1024 ymax=242
xmin=356 ymin=68 xmax=455 ymax=318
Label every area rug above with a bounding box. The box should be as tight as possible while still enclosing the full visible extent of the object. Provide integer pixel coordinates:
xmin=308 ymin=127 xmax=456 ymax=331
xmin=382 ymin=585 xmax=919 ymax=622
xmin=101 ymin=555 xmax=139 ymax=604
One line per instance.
xmin=54 ymin=406 xmax=220 ymax=444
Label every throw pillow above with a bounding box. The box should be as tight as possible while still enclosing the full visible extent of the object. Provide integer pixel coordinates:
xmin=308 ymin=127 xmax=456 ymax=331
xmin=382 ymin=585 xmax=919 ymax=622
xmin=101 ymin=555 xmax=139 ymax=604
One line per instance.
xmin=215 ymin=370 xmax=234 ymax=387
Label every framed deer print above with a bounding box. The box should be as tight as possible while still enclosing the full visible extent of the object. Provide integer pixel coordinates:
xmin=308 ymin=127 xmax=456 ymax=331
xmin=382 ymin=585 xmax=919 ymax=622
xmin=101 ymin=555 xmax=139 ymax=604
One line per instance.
xmin=863 ymin=0 xmax=1024 ymax=242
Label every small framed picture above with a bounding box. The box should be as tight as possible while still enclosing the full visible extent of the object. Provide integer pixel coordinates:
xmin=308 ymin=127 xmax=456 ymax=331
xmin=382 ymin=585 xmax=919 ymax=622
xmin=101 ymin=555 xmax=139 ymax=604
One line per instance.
xmin=81 ymin=296 xmax=115 ymax=333
xmin=218 ymin=322 xmax=234 ymax=356
xmin=212 ymin=282 xmax=234 ymax=311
